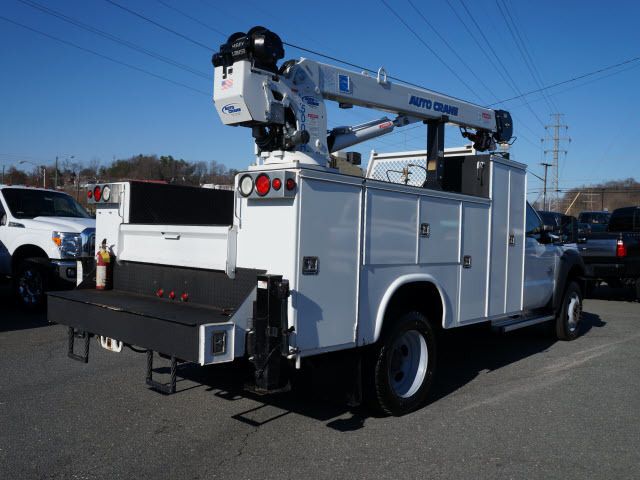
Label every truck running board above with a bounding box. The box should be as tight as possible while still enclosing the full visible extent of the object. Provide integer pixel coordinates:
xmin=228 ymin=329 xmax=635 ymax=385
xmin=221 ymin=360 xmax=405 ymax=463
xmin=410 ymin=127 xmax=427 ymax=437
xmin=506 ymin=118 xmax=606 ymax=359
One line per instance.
xmin=492 ymin=314 xmax=554 ymax=333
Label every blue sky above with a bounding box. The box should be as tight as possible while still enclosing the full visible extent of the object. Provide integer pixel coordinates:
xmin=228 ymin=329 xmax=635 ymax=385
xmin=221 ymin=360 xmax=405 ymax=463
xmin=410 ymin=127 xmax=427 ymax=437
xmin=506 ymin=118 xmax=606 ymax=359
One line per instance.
xmin=1 ymin=0 xmax=639 ymax=203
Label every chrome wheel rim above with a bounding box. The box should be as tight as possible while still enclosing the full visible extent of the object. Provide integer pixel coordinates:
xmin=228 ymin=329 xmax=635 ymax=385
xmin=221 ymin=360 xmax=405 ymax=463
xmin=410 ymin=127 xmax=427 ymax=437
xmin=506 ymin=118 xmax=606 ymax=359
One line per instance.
xmin=388 ymin=329 xmax=428 ymax=399
xmin=567 ymin=292 xmax=582 ymax=333
xmin=18 ymin=268 xmax=43 ymax=305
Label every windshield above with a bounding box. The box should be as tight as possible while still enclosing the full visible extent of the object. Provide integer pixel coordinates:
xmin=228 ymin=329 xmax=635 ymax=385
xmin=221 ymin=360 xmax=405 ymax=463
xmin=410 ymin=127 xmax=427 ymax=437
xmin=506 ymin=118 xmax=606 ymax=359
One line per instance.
xmin=538 ymin=212 xmax=559 ymax=226
xmin=2 ymin=188 xmax=90 ymax=219
xmin=578 ymin=212 xmax=610 ymax=224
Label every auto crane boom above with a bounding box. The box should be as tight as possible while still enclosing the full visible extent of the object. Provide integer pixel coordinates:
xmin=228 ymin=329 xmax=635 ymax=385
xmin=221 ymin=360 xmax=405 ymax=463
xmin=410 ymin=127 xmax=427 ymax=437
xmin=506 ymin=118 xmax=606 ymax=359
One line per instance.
xmin=212 ymin=27 xmax=513 ymax=183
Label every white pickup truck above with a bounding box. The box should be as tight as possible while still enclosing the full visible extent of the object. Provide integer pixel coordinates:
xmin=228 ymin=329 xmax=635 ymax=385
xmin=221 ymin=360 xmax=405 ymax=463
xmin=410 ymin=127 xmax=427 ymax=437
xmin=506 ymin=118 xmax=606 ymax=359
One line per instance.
xmin=0 ymin=185 xmax=95 ymax=309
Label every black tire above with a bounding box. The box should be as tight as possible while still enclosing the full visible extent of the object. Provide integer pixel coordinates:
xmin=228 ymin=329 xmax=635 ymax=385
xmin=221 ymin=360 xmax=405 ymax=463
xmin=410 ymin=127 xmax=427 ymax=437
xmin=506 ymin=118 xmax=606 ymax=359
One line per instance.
xmin=555 ymin=281 xmax=583 ymax=341
xmin=366 ymin=311 xmax=436 ymax=416
xmin=14 ymin=260 xmax=48 ymax=311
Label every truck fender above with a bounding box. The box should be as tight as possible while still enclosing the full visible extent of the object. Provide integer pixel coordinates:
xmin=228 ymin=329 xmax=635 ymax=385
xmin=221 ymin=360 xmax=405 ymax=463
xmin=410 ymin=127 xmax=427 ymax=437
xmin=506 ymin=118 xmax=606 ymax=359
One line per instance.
xmin=373 ymin=273 xmax=447 ymax=344
xmin=552 ymin=249 xmax=586 ymax=313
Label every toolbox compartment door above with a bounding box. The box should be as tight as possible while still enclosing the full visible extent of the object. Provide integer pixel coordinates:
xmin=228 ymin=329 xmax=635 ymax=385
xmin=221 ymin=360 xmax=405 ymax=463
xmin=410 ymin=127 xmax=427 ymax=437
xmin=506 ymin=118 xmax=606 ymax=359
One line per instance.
xmin=117 ymin=224 xmax=235 ymax=272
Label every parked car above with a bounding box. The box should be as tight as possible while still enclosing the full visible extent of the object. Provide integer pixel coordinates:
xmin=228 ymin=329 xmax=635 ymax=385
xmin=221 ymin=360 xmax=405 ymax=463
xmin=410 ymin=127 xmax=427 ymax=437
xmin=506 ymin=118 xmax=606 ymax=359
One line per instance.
xmin=578 ymin=206 xmax=640 ymax=297
xmin=0 ymin=185 xmax=95 ymax=309
xmin=578 ymin=211 xmax=611 ymax=233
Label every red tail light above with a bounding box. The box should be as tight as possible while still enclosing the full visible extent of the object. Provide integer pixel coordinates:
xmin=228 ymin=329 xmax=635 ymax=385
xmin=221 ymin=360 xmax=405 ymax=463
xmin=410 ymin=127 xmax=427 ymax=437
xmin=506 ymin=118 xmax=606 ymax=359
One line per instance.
xmin=616 ymin=239 xmax=627 ymax=257
xmin=87 ymin=189 xmax=93 ymax=199
xmin=272 ymin=178 xmax=282 ymax=190
xmin=285 ymin=178 xmax=296 ymax=191
xmin=255 ymin=174 xmax=271 ymax=196
xmin=169 ymin=290 xmax=176 ymax=300
xmin=93 ymin=185 xmax=102 ymax=202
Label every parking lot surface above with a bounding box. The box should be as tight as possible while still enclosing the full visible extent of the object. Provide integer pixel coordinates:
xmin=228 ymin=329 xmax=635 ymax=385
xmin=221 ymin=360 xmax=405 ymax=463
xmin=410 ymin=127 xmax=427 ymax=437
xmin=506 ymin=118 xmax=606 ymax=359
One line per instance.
xmin=1 ymin=286 xmax=639 ymax=479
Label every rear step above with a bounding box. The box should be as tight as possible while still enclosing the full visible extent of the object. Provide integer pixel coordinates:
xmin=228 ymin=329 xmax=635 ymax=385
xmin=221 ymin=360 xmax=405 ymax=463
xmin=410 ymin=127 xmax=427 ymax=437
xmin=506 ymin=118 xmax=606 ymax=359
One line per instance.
xmin=492 ymin=314 xmax=554 ymax=333
xmin=146 ymin=350 xmax=178 ymax=395
xmin=68 ymin=327 xmax=91 ymax=363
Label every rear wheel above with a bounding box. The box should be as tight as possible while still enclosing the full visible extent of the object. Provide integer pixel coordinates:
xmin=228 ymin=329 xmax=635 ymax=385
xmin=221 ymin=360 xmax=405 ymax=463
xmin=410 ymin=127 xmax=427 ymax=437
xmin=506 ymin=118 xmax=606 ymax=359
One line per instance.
xmin=367 ymin=311 xmax=436 ymax=416
xmin=15 ymin=260 xmax=47 ymax=310
xmin=555 ymin=281 xmax=582 ymax=341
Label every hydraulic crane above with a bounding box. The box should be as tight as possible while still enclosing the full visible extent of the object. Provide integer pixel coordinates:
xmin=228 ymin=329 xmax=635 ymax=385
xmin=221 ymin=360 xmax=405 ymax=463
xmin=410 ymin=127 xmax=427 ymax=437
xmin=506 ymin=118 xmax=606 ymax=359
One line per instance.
xmin=212 ymin=26 xmax=513 ymax=187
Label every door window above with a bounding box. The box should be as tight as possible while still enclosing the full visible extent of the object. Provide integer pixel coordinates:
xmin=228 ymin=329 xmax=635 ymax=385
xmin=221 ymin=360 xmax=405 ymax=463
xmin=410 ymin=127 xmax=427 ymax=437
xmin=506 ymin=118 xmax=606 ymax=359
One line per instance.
xmin=525 ymin=203 xmax=542 ymax=235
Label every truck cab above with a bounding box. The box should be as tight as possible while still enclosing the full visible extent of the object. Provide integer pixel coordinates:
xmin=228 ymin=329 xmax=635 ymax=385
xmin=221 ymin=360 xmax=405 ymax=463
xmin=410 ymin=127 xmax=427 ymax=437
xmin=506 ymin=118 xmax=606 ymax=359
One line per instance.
xmin=0 ymin=185 xmax=95 ymax=309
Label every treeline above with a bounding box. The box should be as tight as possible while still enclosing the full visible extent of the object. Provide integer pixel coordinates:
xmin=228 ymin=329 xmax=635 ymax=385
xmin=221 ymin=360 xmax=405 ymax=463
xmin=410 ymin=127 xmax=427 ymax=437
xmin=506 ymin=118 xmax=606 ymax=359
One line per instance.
xmin=556 ymin=178 xmax=640 ymax=215
xmin=2 ymin=154 xmax=237 ymax=188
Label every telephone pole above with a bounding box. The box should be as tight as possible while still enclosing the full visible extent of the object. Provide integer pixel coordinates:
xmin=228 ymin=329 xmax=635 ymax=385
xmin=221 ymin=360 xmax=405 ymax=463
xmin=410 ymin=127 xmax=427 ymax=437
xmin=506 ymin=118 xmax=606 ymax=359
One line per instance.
xmin=541 ymin=162 xmax=552 ymax=210
xmin=543 ymin=114 xmax=570 ymax=211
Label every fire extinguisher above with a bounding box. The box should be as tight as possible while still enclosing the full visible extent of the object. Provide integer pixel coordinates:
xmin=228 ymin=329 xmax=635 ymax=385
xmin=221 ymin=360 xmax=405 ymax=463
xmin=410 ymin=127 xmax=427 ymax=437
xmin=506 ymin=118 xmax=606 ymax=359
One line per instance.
xmin=96 ymin=239 xmax=111 ymax=290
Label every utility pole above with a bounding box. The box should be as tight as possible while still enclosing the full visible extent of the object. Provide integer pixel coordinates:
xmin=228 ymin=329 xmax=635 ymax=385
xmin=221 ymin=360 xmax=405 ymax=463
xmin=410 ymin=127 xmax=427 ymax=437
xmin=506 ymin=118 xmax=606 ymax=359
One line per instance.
xmin=55 ymin=156 xmax=58 ymax=189
xmin=583 ymin=191 xmax=598 ymax=210
xmin=543 ymin=114 xmax=570 ymax=211
xmin=540 ymin=162 xmax=552 ymax=211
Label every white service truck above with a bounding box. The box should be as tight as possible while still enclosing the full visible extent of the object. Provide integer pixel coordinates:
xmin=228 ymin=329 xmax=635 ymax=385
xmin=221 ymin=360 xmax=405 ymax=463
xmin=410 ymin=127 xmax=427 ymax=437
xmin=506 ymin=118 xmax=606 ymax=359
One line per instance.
xmin=0 ymin=185 xmax=95 ymax=309
xmin=48 ymin=28 xmax=585 ymax=415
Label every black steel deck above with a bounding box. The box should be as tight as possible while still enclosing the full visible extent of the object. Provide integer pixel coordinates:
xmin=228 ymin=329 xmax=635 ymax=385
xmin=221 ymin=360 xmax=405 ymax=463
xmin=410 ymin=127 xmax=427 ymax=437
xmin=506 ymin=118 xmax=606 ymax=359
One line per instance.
xmin=48 ymin=289 xmax=234 ymax=362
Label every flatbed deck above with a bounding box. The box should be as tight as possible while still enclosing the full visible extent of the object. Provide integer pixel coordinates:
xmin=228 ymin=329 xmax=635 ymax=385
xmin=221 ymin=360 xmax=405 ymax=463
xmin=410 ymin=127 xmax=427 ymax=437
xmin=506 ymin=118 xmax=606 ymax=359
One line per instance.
xmin=48 ymin=289 xmax=233 ymax=362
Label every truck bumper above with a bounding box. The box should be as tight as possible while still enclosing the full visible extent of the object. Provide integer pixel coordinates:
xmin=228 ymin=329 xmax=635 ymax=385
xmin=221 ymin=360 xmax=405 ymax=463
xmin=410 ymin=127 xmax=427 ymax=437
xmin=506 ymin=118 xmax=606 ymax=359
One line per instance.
xmin=584 ymin=262 xmax=626 ymax=279
xmin=48 ymin=289 xmax=238 ymax=364
xmin=50 ymin=260 xmax=79 ymax=283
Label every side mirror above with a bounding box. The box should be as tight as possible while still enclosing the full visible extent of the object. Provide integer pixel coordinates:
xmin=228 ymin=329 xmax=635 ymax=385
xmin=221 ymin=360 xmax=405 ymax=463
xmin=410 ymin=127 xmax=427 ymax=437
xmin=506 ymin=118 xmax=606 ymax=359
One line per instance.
xmin=0 ymin=213 xmax=6 ymax=226
xmin=549 ymin=233 xmax=562 ymax=244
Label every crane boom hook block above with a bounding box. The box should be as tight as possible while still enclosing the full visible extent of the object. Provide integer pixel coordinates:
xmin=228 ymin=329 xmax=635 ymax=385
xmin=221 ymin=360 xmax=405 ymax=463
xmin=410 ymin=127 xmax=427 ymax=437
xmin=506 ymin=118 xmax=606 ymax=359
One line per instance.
xmin=212 ymin=27 xmax=513 ymax=187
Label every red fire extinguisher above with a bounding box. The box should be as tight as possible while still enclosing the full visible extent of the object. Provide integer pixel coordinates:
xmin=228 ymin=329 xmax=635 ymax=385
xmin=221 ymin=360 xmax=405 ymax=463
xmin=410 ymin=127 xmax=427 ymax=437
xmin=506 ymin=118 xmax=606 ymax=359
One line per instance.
xmin=96 ymin=239 xmax=111 ymax=290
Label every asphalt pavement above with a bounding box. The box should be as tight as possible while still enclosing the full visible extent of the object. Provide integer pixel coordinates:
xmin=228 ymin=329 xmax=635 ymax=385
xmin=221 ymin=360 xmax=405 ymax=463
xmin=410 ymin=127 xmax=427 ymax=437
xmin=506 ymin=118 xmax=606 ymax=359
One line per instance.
xmin=1 ymin=285 xmax=639 ymax=479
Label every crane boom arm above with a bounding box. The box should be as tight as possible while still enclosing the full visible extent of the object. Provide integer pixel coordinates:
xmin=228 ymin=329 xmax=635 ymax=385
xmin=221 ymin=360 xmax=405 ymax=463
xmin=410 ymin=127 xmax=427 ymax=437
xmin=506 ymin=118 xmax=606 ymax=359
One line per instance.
xmin=314 ymin=61 xmax=497 ymax=132
xmin=212 ymin=27 xmax=513 ymax=170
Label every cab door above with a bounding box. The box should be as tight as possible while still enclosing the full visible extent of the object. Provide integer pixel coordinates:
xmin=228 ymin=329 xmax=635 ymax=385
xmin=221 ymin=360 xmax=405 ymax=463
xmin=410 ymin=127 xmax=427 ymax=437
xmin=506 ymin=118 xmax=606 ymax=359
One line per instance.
xmin=523 ymin=203 xmax=557 ymax=310
xmin=0 ymin=199 xmax=11 ymax=275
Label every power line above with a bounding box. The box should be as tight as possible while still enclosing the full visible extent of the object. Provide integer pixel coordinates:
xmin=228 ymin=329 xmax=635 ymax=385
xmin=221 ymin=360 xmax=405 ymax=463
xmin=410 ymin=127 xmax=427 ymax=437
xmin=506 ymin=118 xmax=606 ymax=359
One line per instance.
xmin=490 ymin=55 xmax=640 ymax=106
xmin=407 ymin=0 xmax=500 ymax=102
xmin=153 ymin=0 xmax=226 ymax=38
xmin=499 ymin=1 xmax=559 ymax=113
xmin=0 ymin=15 xmax=210 ymax=96
xmin=441 ymin=0 xmax=542 ymax=137
xmin=104 ymin=0 xmax=634 ymax=123
xmin=495 ymin=0 xmax=554 ymax=114
xmin=456 ymin=0 xmax=546 ymax=129
xmin=107 ymin=0 xmax=476 ymax=106
xmin=18 ymin=0 xmax=210 ymax=80
xmin=380 ymin=0 xmax=484 ymax=102
xmin=103 ymin=0 xmax=212 ymax=51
